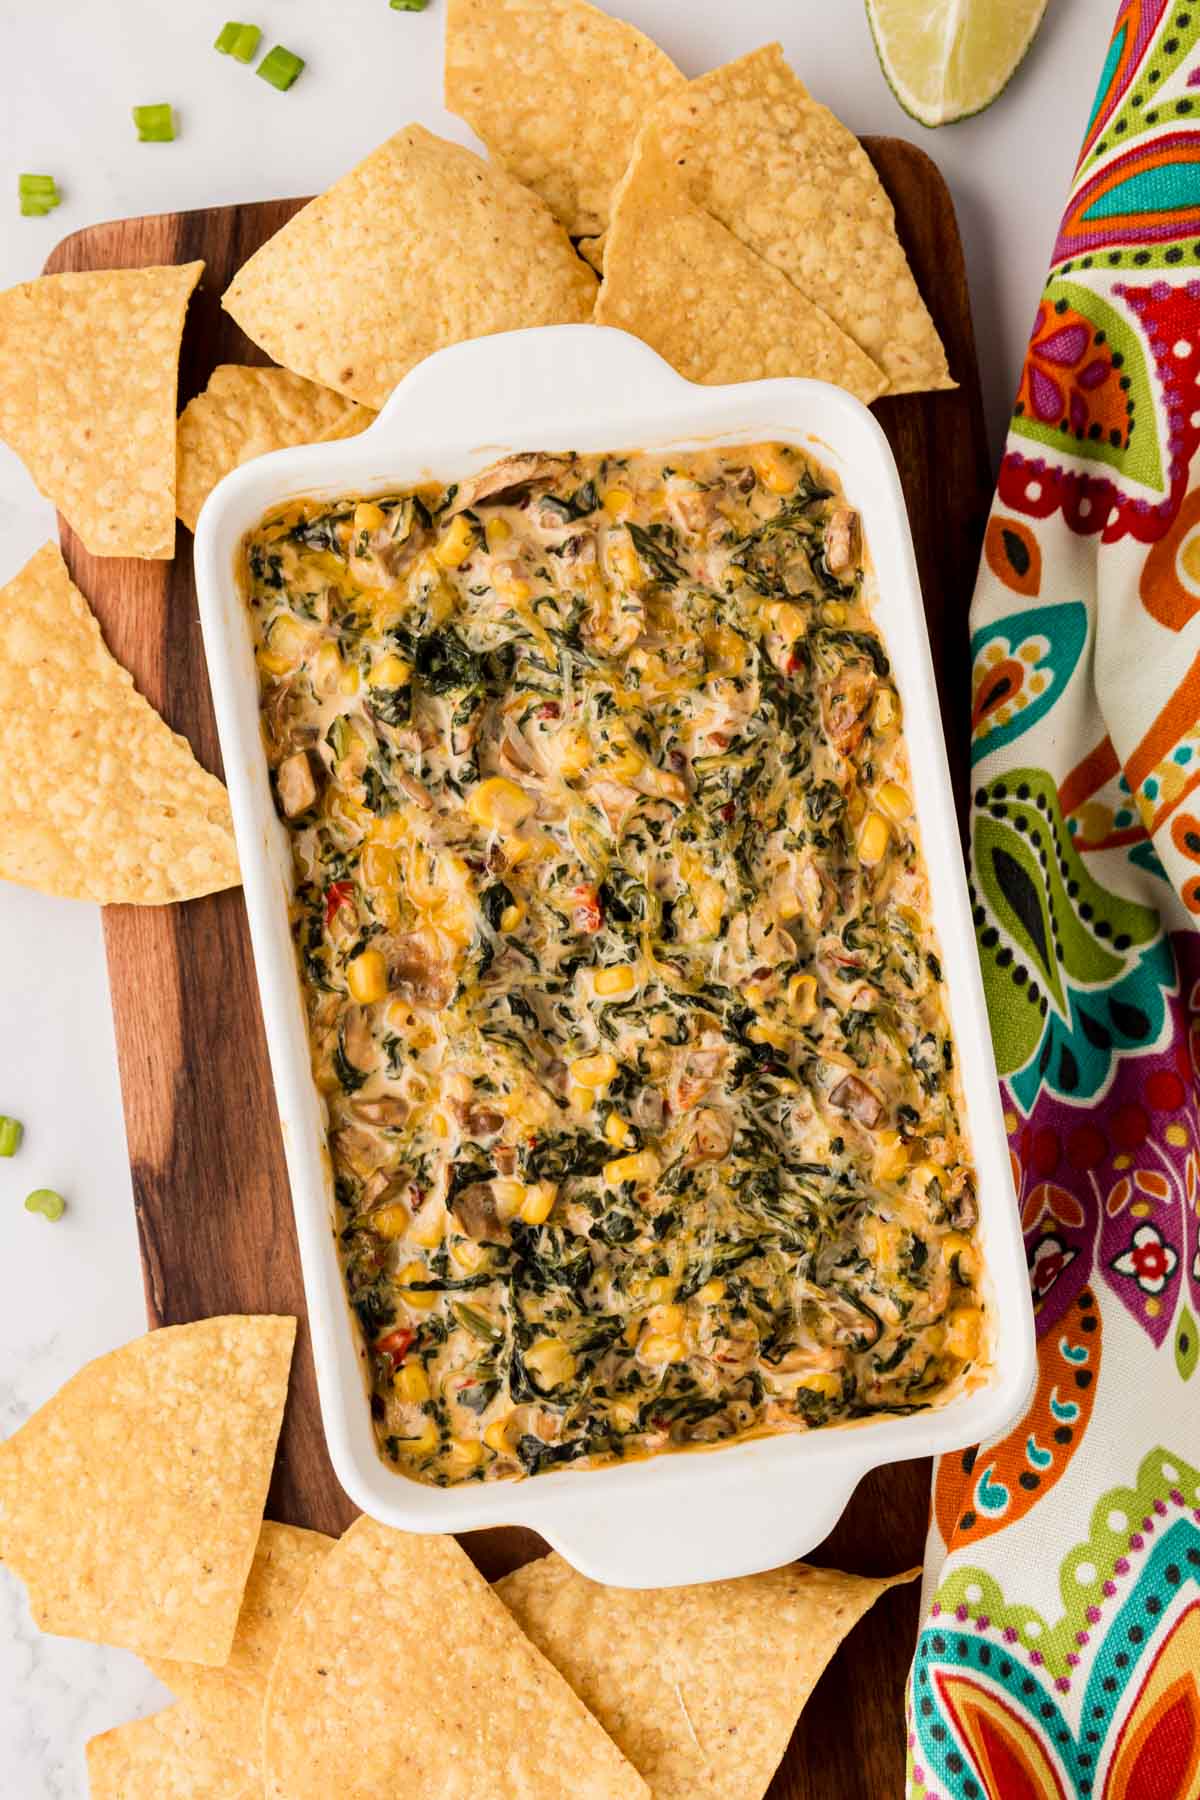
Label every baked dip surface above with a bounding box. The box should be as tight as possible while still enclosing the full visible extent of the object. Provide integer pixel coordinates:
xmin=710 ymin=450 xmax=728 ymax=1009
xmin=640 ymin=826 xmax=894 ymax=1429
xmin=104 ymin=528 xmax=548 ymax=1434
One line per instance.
xmin=243 ymin=441 xmax=983 ymax=1486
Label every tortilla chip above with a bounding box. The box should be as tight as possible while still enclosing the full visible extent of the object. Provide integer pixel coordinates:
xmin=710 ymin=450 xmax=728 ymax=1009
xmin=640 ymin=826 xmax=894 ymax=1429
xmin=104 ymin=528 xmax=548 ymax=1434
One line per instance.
xmin=150 ymin=1521 xmax=333 ymax=1761
xmin=177 ymin=367 xmax=375 ymax=532
xmin=595 ymin=128 xmax=886 ymax=400
xmin=0 ymin=1316 xmax=294 ymax=1665
xmin=223 ymin=126 xmax=596 ymax=410
xmin=496 ymin=1554 xmax=918 ymax=1799
xmin=0 ymin=263 xmax=202 ymax=558
xmin=86 ymin=1705 xmax=258 ymax=1800
xmin=263 ymin=1518 xmax=649 ymax=1798
xmin=445 ymin=0 xmax=685 ymax=238
xmin=648 ymin=45 xmax=951 ymax=395
xmin=0 ymin=543 xmax=239 ymax=904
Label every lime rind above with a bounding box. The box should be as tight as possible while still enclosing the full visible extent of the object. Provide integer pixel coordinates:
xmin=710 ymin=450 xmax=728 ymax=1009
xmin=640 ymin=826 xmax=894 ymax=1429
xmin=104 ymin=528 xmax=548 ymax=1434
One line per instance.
xmin=865 ymin=0 xmax=1050 ymax=129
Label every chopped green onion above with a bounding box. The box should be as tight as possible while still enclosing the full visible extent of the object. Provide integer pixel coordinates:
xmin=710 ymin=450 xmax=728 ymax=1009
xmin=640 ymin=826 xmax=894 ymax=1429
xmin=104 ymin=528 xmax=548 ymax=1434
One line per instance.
xmin=0 ymin=1117 xmax=22 ymax=1157
xmin=390 ymin=0 xmax=431 ymax=9
xmin=24 ymin=1188 xmax=65 ymax=1222
xmin=18 ymin=175 xmax=60 ymax=217
xmin=215 ymin=21 xmax=262 ymax=60
xmin=256 ymin=44 xmax=305 ymax=90
xmin=231 ymin=23 xmax=261 ymax=61
xmin=132 ymin=104 xmax=176 ymax=142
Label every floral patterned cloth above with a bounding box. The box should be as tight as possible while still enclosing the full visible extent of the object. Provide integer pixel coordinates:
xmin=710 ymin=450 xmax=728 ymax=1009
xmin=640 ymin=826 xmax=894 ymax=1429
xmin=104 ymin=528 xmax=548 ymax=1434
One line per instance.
xmin=906 ymin=5 xmax=1200 ymax=1795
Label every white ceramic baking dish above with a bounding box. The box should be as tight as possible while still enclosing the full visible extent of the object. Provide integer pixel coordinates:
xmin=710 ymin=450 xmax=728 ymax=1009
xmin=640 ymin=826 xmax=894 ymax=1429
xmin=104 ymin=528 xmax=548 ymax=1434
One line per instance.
xmin=194 ymin=325 xmax=1035 ymax=1588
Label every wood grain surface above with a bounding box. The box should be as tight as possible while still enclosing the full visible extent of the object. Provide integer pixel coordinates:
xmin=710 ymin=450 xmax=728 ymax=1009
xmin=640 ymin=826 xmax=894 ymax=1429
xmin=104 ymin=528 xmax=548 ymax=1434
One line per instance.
xmin=43 ymin=139 xmax=991 ymax=1799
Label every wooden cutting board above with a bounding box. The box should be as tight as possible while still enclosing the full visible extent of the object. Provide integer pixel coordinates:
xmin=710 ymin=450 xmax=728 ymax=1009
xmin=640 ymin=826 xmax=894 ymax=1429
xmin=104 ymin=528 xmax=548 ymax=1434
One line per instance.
xmin=44 ymin=139 xmax=990 ymax=1800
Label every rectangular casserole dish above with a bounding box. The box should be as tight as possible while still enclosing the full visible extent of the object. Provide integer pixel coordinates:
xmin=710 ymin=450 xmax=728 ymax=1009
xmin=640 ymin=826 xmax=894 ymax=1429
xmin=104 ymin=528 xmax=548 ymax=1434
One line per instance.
xmin=194 ymin=324 xmax=1036 ymax=1588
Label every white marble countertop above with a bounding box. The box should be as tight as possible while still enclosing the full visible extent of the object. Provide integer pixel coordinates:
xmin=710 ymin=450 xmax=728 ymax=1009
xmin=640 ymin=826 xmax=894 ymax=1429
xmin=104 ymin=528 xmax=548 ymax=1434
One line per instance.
xmin=0 ymin=2 xmax=1099 ymax=1791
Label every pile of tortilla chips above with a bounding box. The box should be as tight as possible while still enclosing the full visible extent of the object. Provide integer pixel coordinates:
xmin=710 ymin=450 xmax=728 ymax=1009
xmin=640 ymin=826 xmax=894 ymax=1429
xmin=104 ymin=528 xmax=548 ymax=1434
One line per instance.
xmin=443 ymin=1 xmax=952 ymax=393
xmin=0 ymin=1310 xmax=916 ymax=1798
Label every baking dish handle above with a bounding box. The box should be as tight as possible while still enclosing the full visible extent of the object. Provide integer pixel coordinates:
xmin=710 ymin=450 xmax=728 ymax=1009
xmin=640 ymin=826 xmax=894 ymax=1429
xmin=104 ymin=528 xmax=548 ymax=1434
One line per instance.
xmin=532 ymin=1455 xmax=871 ymax=1590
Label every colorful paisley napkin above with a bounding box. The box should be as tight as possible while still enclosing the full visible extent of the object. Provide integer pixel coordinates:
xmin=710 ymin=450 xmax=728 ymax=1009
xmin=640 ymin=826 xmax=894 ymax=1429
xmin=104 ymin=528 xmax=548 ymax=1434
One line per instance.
xmin=906 ymin=6 xmax=1200 ymax=1796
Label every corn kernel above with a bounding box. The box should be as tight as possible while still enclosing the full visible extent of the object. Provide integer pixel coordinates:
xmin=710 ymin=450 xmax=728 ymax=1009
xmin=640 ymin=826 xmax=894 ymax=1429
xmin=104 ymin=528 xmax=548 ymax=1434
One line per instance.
xmin=372 ymin=1203 xmax=410 ymax=1240
xmin=466 ymin=776 xmax=534 ymax=833
xmin=796 ymin=1371 xmax=842 ymax=1397
xmin=570 ymin=1051 xmax=618 ymax=1088
xmin=873 ymin=688 xmax=897 ymax=729
xmin=487 ymin=516 xmax=512 ymax=546
xmin=498 ymin=902 xmax=525 ymax=933
xmin=429 ymin=1111 xmax=450 ymax=1140
xmin=593 ymin=964 xmax=637 ymax=998
xmin=569 ymin=1084 xmax=594 ymax=1112
xmin=346 ymin=948 xmax=388 ymax=1004
xmin=698 ymin=1278 xmax=726 ymax=1303
xmin=945 ymin=1305 xmax=983 ymax=1361
xmin=762 ymin=601 xmax=807 ymax=643
xmin=911 ymin=1160 xmax=944 ymax=1193
xmin=339 ymin=664 xmax=360 ymax=695
xmin=432 ymin=513 xmax=477 ymax=569
xmin=608 ymin=746 xmax=645 ymax=780
xmin=942 ymin=1231 xmax=979 ymax=1282
xmin=525 ymin=1337 xmax=576 ymax=1389
xmin=313 ymin=642 xmax=345 ymax=695
xmin=519 ymin=1181 xmax=558 ymax=1226
xmin=695 ymin=879 xmax=725 ymax=937
xmin=640 ymin=1332 xmax=686 ymax=1366
xmin=367 ymin=652 xmax=412 ymax=689
xmin=367 ymin=812 xmax=408 ymax=849
xmin=877 ymin=781 xmax=912 ymax=822
xmin=608 ymin=532 xmax=645 ymax=590
xmin=397 ymin=1261 xmax=435 ymax=1310
xmin=556 ymin=728 xmax=592 ymax=777
xmin=447 ymin=1436 xmax=485 ymax=1468
xmin=603 ymin=487 xmax=633 ymax=517
xmin=394 ymin=1361 xmax=430 ymax=1402
xmin=268 ymin=614 xmax=312 ymax=659
xmin=756 ymin=448 xmax=796 ymax=494
xmin=603 ymin=1114 xmax=635 ymax=1149
xmin=398 ymin=1417 xmax=439 ymax=1456
xmin=256 ymin=647 xmax=293 ymax=678
xmin=409 ymin=1203 xmax=446 ymax=1248
xmin=747 ymin=1021 xmax=790 ymax=1049
xmin=450 ymin=1238 xmax=487 ymax=1274
xmin=874 ymin=1131 xmax=909 ymax=1183
xmin=490 ymin=1179 xmax=526 ymax=1222
xmin=821 ymin=601 xmax=848 ymax=625
xmin=703 ymin=625 xmax=747 ymax=673
xmin=648 ymin=1301 xmax=684 ymax=1332
xmin=483 ymin=1417 xmax=514 ymax=1454
xmin=604 ymin=1150 xmax=660 ymax=1187
xmin=354 ymin=501 xmax=387 ymax=533
xmin=858 ymin=811 xmax=890 ymax=865
xmin=646 ymin=1277 xmax=676 ymax=1305
xmin=787 ymin=974 xmax=818 ymax=1023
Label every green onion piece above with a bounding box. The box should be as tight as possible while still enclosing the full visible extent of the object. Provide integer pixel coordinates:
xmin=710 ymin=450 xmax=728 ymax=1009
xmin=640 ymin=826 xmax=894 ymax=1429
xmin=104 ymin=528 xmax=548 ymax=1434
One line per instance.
xmin=256 ymin=44 xmax=304 ymax=89
xmin=214 ymin=20 xmax=241 ymax=51
xmin=390 ymin=0 xmax=431 ymax=9
xmin=18 ymin=175 xmax=60 ymax=217
xmin=232 ymin=23 xmax=261 ymax=60
xmin=132 ymin=103 xmax=176 ymax=142
xmin=0 ymin=1117 xmax=22 ymax=1157
xmin=451 ymin=1301 xmax=502 ymax=1343
xmin=24 ymin=1188 xmax=65 ymax=1222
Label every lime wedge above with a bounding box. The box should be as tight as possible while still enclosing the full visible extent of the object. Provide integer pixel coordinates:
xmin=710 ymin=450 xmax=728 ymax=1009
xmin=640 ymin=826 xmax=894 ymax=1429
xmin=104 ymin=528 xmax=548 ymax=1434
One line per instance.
xmin=865 ymin=0 xmax=1049 ymax=127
